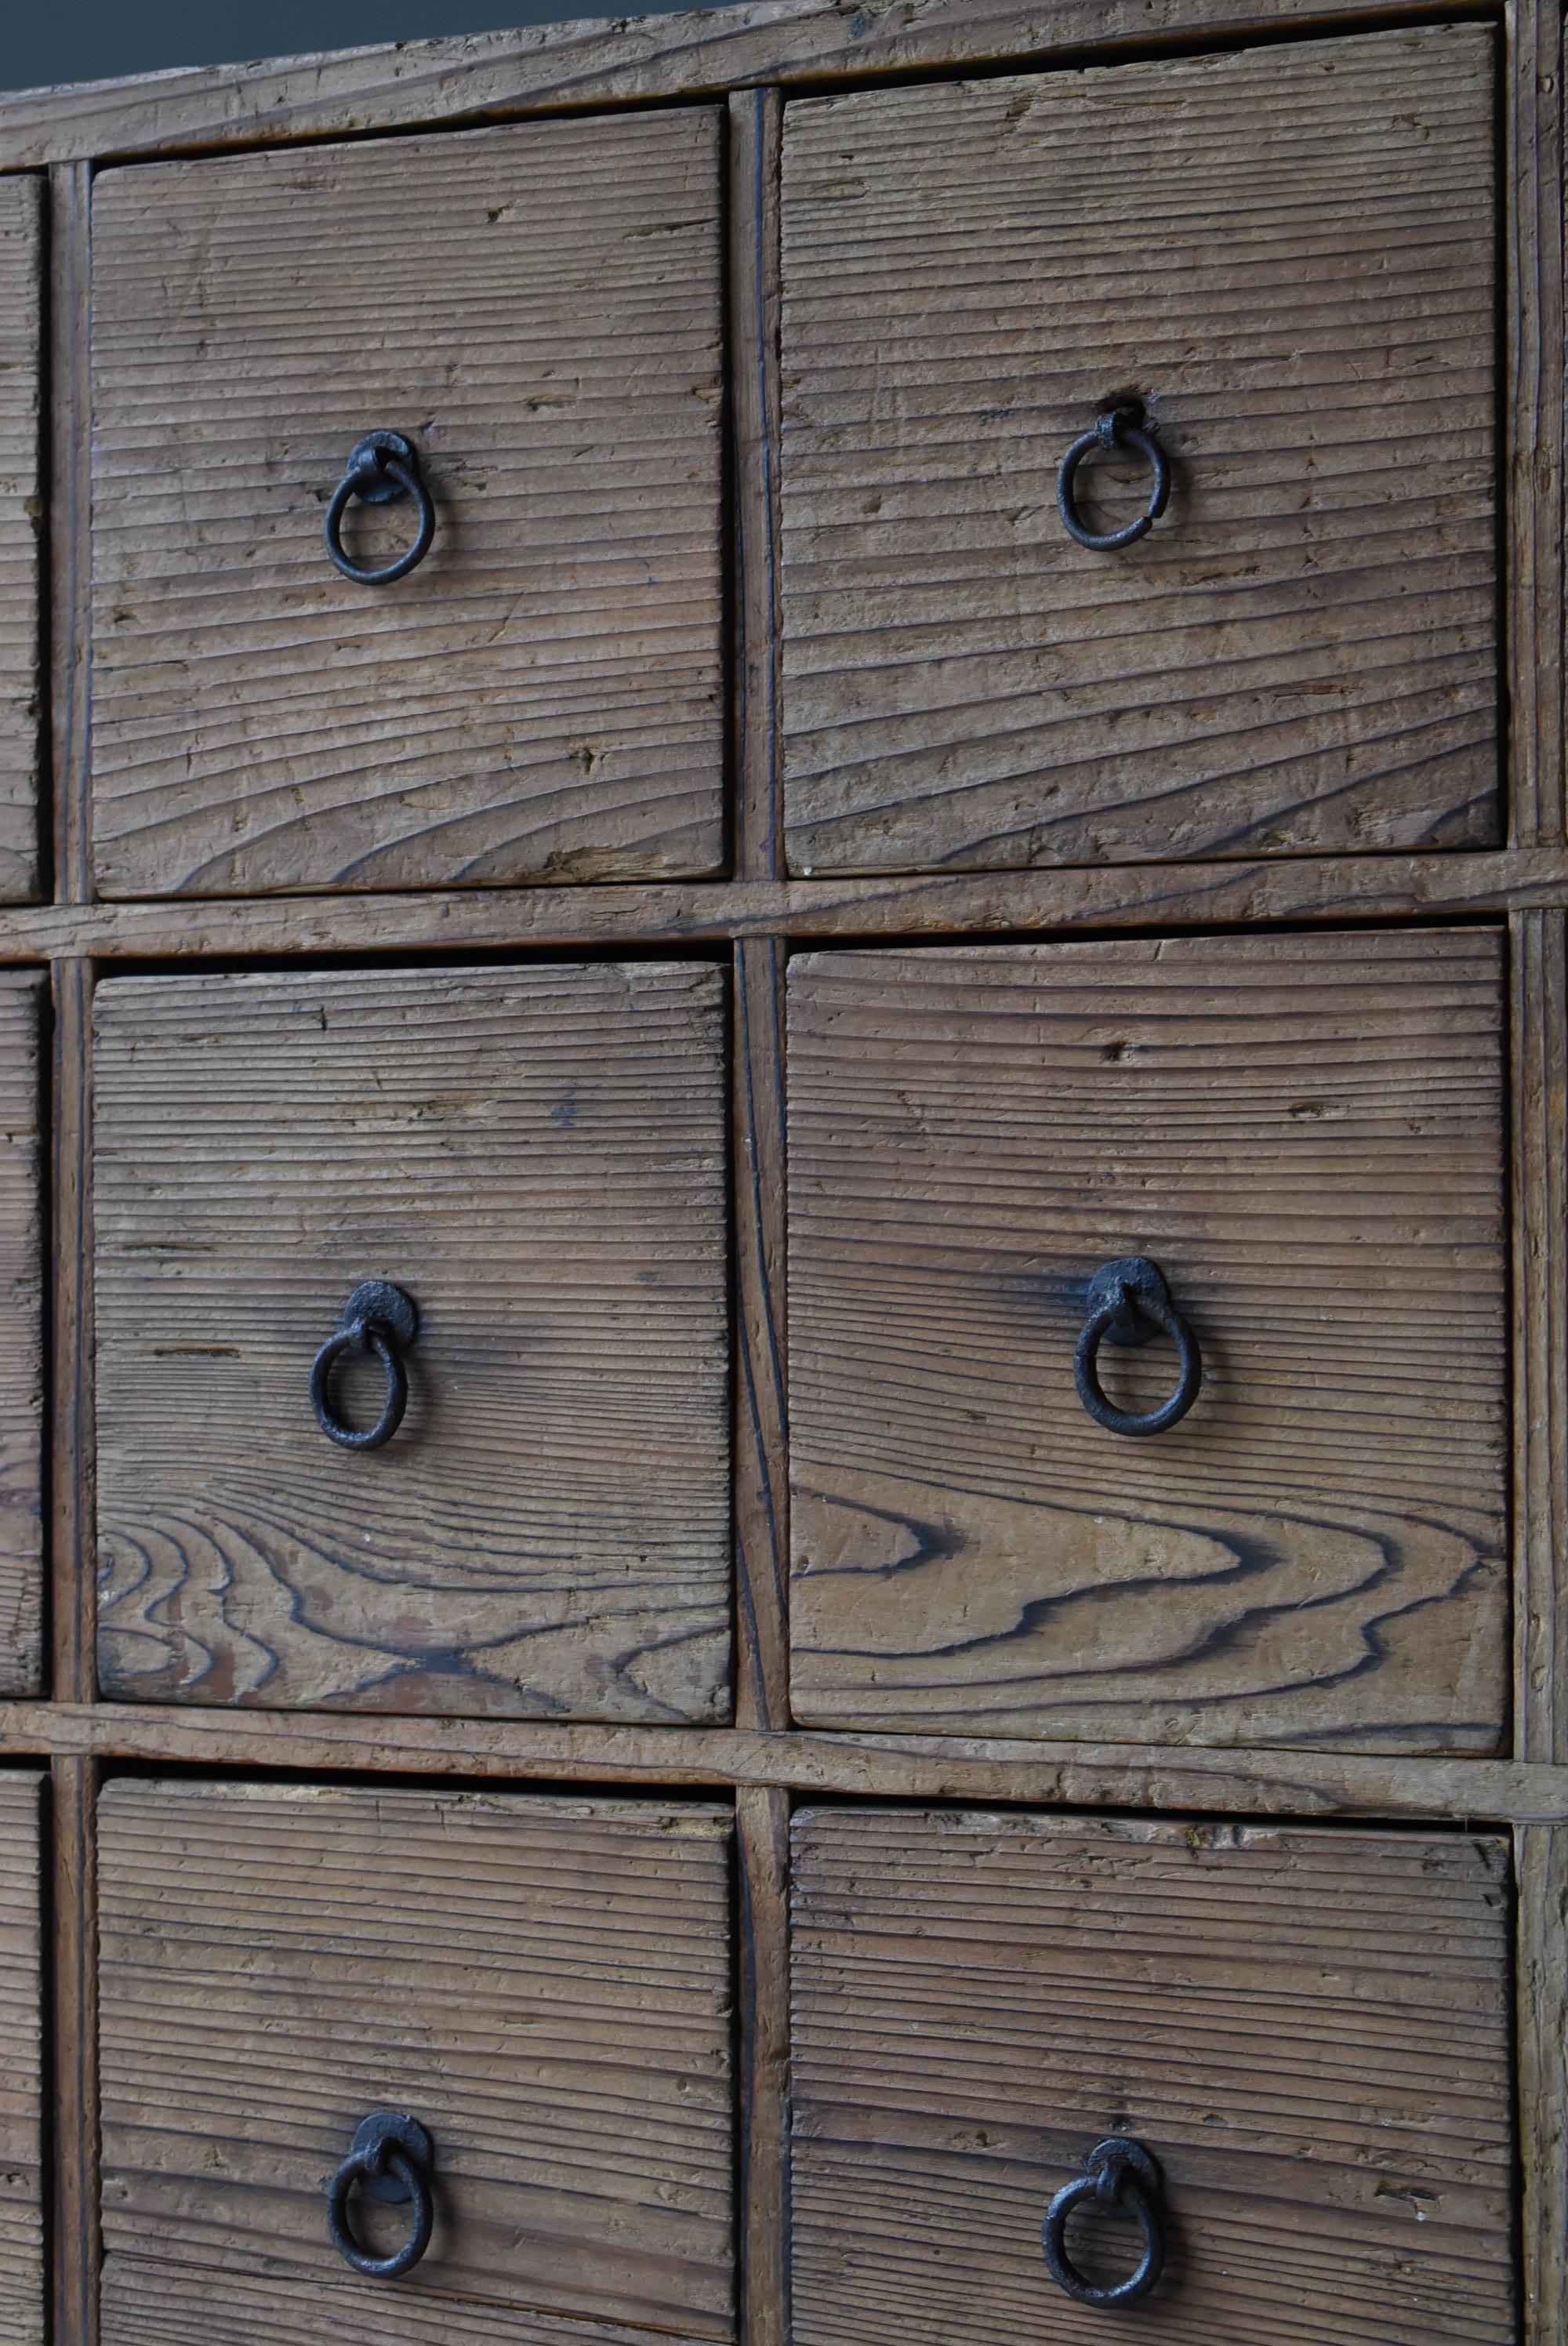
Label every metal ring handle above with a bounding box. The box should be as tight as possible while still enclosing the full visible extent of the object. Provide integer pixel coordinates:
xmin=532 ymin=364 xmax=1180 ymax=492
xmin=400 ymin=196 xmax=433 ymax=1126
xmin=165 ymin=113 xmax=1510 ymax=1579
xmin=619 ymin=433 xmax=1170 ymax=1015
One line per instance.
xmin=309 ymin=1280 xmax=419 ymax=1452
xmin=326 ymin=2113 xmax=435 ymax=2280
xmin=1057 ymin=408 xmax=1171 ymax=550
xmin=324 ymin=430 xmax=436 ymax=585
xmin=1042 ymin=2138 xmax=1167 ymax=2310
xmin=1074 ymin=1256 xmax=1202 ymax=1438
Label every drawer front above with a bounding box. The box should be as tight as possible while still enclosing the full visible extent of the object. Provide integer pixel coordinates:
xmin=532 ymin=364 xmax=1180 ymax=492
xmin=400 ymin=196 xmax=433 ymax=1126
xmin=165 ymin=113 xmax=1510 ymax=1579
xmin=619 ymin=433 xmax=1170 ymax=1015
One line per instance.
xmin=0 ymin=1775 xmax=43 ymax=2346
xmin=790 ymin=1807 xmax=1515 ymax=2346
xmin=98 ymin=1781 xmax=735 ymax=2341
xmin=90 ymin=110 xmax=724 ymax=897
xmin=0 ymin=180 xmax=41 ymax=902
xmin=780 ymin=27 xmax=1497 ymax=874
xmin=787 ymin=930 xmax=1506 ymax=1749
xmin=94 ymin=961 xmax=731 ymax=1718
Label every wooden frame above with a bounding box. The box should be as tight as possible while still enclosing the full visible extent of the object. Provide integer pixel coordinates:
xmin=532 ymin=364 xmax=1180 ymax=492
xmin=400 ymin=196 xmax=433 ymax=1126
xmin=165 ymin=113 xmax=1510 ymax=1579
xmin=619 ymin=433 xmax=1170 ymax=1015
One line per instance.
xmin=2 ymin=0 xmax=1563 ymax=2336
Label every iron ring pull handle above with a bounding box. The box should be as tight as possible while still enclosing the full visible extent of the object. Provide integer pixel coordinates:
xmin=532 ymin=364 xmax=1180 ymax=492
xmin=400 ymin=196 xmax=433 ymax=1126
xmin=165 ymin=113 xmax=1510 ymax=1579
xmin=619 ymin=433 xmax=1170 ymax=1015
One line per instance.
xmin=1042 ymin=2137 xmax=1167 ymax=2311
xmin=326 ymin=2111 xmax=436 ymax=2281
xmin=310 ymin=1280 xmax=420 ymax=1452
xmin=1074 ymin=1256 xmax=1202 ymax=1438
xmin=1057 ymin=406 xmax=1171 ymax=550
xmin=324 ymin=430 xmax=436 ymax=585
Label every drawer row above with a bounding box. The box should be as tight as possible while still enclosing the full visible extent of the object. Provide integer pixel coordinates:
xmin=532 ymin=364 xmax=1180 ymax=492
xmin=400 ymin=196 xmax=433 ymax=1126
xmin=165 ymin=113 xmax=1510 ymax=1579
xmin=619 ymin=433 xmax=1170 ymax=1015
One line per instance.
xmin=0 ymin=20 xmax=1505 ymax=898
xmin=0 ymin=924 xmax=1514 ymax=1756
xmin=0 ymin=1774 xmax=1523 ymax=2346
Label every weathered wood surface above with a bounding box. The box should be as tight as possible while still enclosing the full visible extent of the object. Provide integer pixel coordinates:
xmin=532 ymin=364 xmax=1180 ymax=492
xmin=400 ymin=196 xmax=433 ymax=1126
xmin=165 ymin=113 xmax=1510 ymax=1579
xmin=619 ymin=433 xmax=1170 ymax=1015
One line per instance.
xmin=0 ymin=1774 xmax=43 ymax=2346
xmin=49 ymin=963 xmax=94 ymax=1701
xmin=738 ymin=1783 xmax=791 ymax=2346
xmin=0 ymin=180 xmax=42 ymax=902
xmin=0 ymin=1703 xmax=1566 ymax=1821
xmin=50 ymin=1756 xmax=97 ymax=2346
xmin=788 ymin=930 xmax=1508 ymax=1749
xmin=0 ymin=848 xmax=1553 ymax=966
xmin=89 ymin=111 xmax=724 ymax=896
xmin=1517 ymin=1825 xmax=1568 ymax=2346
xmin=0 ymin=0 xmax=1475 ymax=169
xmin=103 ymin=2259 xmax=724 ymax=2346
xmin=0 ymin=982 xmax=45 ymax=1699
xmin=93 ymin=962 xmax=731 ymax=1717
xmin=98 ymin=1781 xmax=735 ymax=2332
xmin=49 ymin=164 xmax=91 ymax=905
xmin=780 ymin=28 xmax=1499 ymax=873
xmin=1507 ymin=0 xmax=1566 ymax=844
xmin=791 ymin=1807 xmax=1517 ymax=2346
xmin=1513 ymin=913 xmax=1568 ymax=1759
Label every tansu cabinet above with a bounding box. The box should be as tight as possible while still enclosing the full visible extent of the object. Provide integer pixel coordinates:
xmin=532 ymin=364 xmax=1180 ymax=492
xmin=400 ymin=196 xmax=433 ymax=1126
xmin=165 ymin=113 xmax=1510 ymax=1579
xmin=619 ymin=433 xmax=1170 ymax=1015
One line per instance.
xmin=0 ymin=3 xmax=1563 ymax=2345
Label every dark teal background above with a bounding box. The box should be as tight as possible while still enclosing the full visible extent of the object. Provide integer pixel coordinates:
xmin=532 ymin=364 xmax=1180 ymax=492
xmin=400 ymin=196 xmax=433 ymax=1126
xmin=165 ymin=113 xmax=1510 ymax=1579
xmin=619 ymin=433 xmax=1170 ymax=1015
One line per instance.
xmin=4 ymin=1 xmax=718 ymax=98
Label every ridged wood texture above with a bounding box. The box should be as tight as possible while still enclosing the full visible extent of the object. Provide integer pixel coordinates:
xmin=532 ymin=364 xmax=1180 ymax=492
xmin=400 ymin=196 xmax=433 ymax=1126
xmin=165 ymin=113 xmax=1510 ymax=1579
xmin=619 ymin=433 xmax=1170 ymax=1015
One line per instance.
xmin=779 ymin=27 xmax=1499 ymax=875
xmin=0 ymin=982 xmax=44 ymax=1698
xmin=93 ymin=963 xmax=731 ymax=1717
xmin=89 ymin=111 xmax=724 ymax=897
xmin=0 ymin=181 xmax=41 ymax=902
xmin=97 ymin=1781 xmax=735 ymax=2337
xmin=0 ymin=1774 xmax=44 ymax=2346
xmin=790 ymin=1807 xmax=1516 ymax=2346
xmin=787 ymin=930 xmax=1507 ymax=1749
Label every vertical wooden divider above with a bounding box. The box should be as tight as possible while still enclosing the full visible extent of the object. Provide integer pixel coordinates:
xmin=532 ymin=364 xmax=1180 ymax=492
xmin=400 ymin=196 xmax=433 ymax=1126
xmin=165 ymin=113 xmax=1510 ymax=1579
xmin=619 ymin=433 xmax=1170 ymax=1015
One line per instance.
xmin=1506 ymin=0 xmax=1566 ymax=848
xmin=48 ymin=153 xmax=100 ymax=2346
xmin=1515 ymin=910 xmax=1568 ymax=1764
xmin=730 ymin=83 xmax=792 ymax=2346
xmin=1517 ymin=1825 xmax=1568 ymax=2346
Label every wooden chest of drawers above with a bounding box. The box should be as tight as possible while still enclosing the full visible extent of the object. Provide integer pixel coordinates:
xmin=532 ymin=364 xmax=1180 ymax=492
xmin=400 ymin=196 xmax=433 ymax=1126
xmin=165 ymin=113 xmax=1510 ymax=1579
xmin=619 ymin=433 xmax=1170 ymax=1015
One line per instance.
xmin=0 ymin=0 xmax=1565 ymax=2341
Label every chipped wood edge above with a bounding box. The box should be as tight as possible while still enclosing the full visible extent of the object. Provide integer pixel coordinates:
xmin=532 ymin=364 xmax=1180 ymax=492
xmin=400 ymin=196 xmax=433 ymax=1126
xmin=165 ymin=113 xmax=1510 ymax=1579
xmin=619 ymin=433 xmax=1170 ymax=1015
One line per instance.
xmin=2 ymin=1705 xmax=1567 ymax=1821
xmin=737 ymin=1782 xmax=790 ymax=2346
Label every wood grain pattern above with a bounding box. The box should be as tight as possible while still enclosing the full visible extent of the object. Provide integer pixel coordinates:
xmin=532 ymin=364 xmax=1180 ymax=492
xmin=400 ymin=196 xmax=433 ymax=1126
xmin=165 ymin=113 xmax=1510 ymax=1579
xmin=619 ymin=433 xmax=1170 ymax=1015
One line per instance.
xmin=738 ymin=1783 xmax=791 ymax=2346
xmin=0 ymin=848 xmax=1548 ymax=964
xmin=734 ymin=939 xmax=789 ymax=1730
xmin=1506 ymin=0 xmax=1565 ymax=843
xmin=97 ymin=1781 xmax=735 ymax=2335
xmin=0 ymin=179 xmax=42 ymax=903
xmin=89 ymin=111 xmax=724 ymax=897
xmin=49 ymin=162 xmax=91 ymax=905
xmin=731 ymin=85 xmax=785 ymax=885
xmin=788 ymin=930 xmax=1508 ymax=1750
xmin=0 ymin=1773 xmax=43 ymax=2346
xmin=1517 ymin=1825 xmax=1568 ymax=2346
xmin=1513 ymin=912 xmax=1568 ymax=1760
xmin=780 ymin=28 xmax=1500 ymax=874
xmin=0 ymin=979 xmax=45 ymax=1699
xmin=102 ymin=2258 xmax=725 ymax=2346
xmin=93 ymin=962 xmax=731 ymax=1719
xmin=0 ymin=0 xmax=1476 ymax=170
xmin=0 ymin=1703 xmax=1565 ymax=1823
xmin=50 ymin=1756 xmax=97 ymax=2346
xmin=790 ymin=1807 xmax=1517 ymax=2346
xmin=49 ymin=962 xmax=94 ymax=1700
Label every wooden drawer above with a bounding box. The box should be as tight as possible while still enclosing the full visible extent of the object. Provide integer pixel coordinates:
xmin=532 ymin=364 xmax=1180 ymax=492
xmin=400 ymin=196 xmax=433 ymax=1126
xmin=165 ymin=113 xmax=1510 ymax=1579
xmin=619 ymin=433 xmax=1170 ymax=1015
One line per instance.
xmin=779 ymin=27 xmax=1497 ymax=875
xmin=787 ymin=930 xmax=1506 ymax=1750
xmin=93 ymin=961 xmax=730 ymax=1717
xmin=0 ymin=180 xmax=41 ymax=902
xmin=0 ymin=1775 xmax=44 ymax=2346
xmin=789 ymin=1807 xmax=1515 ymax=2346
xmin=98 ymin=1781 xmax=735 ymax=2344
xmin=89 ymin=111 xmax=724 ymax=898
